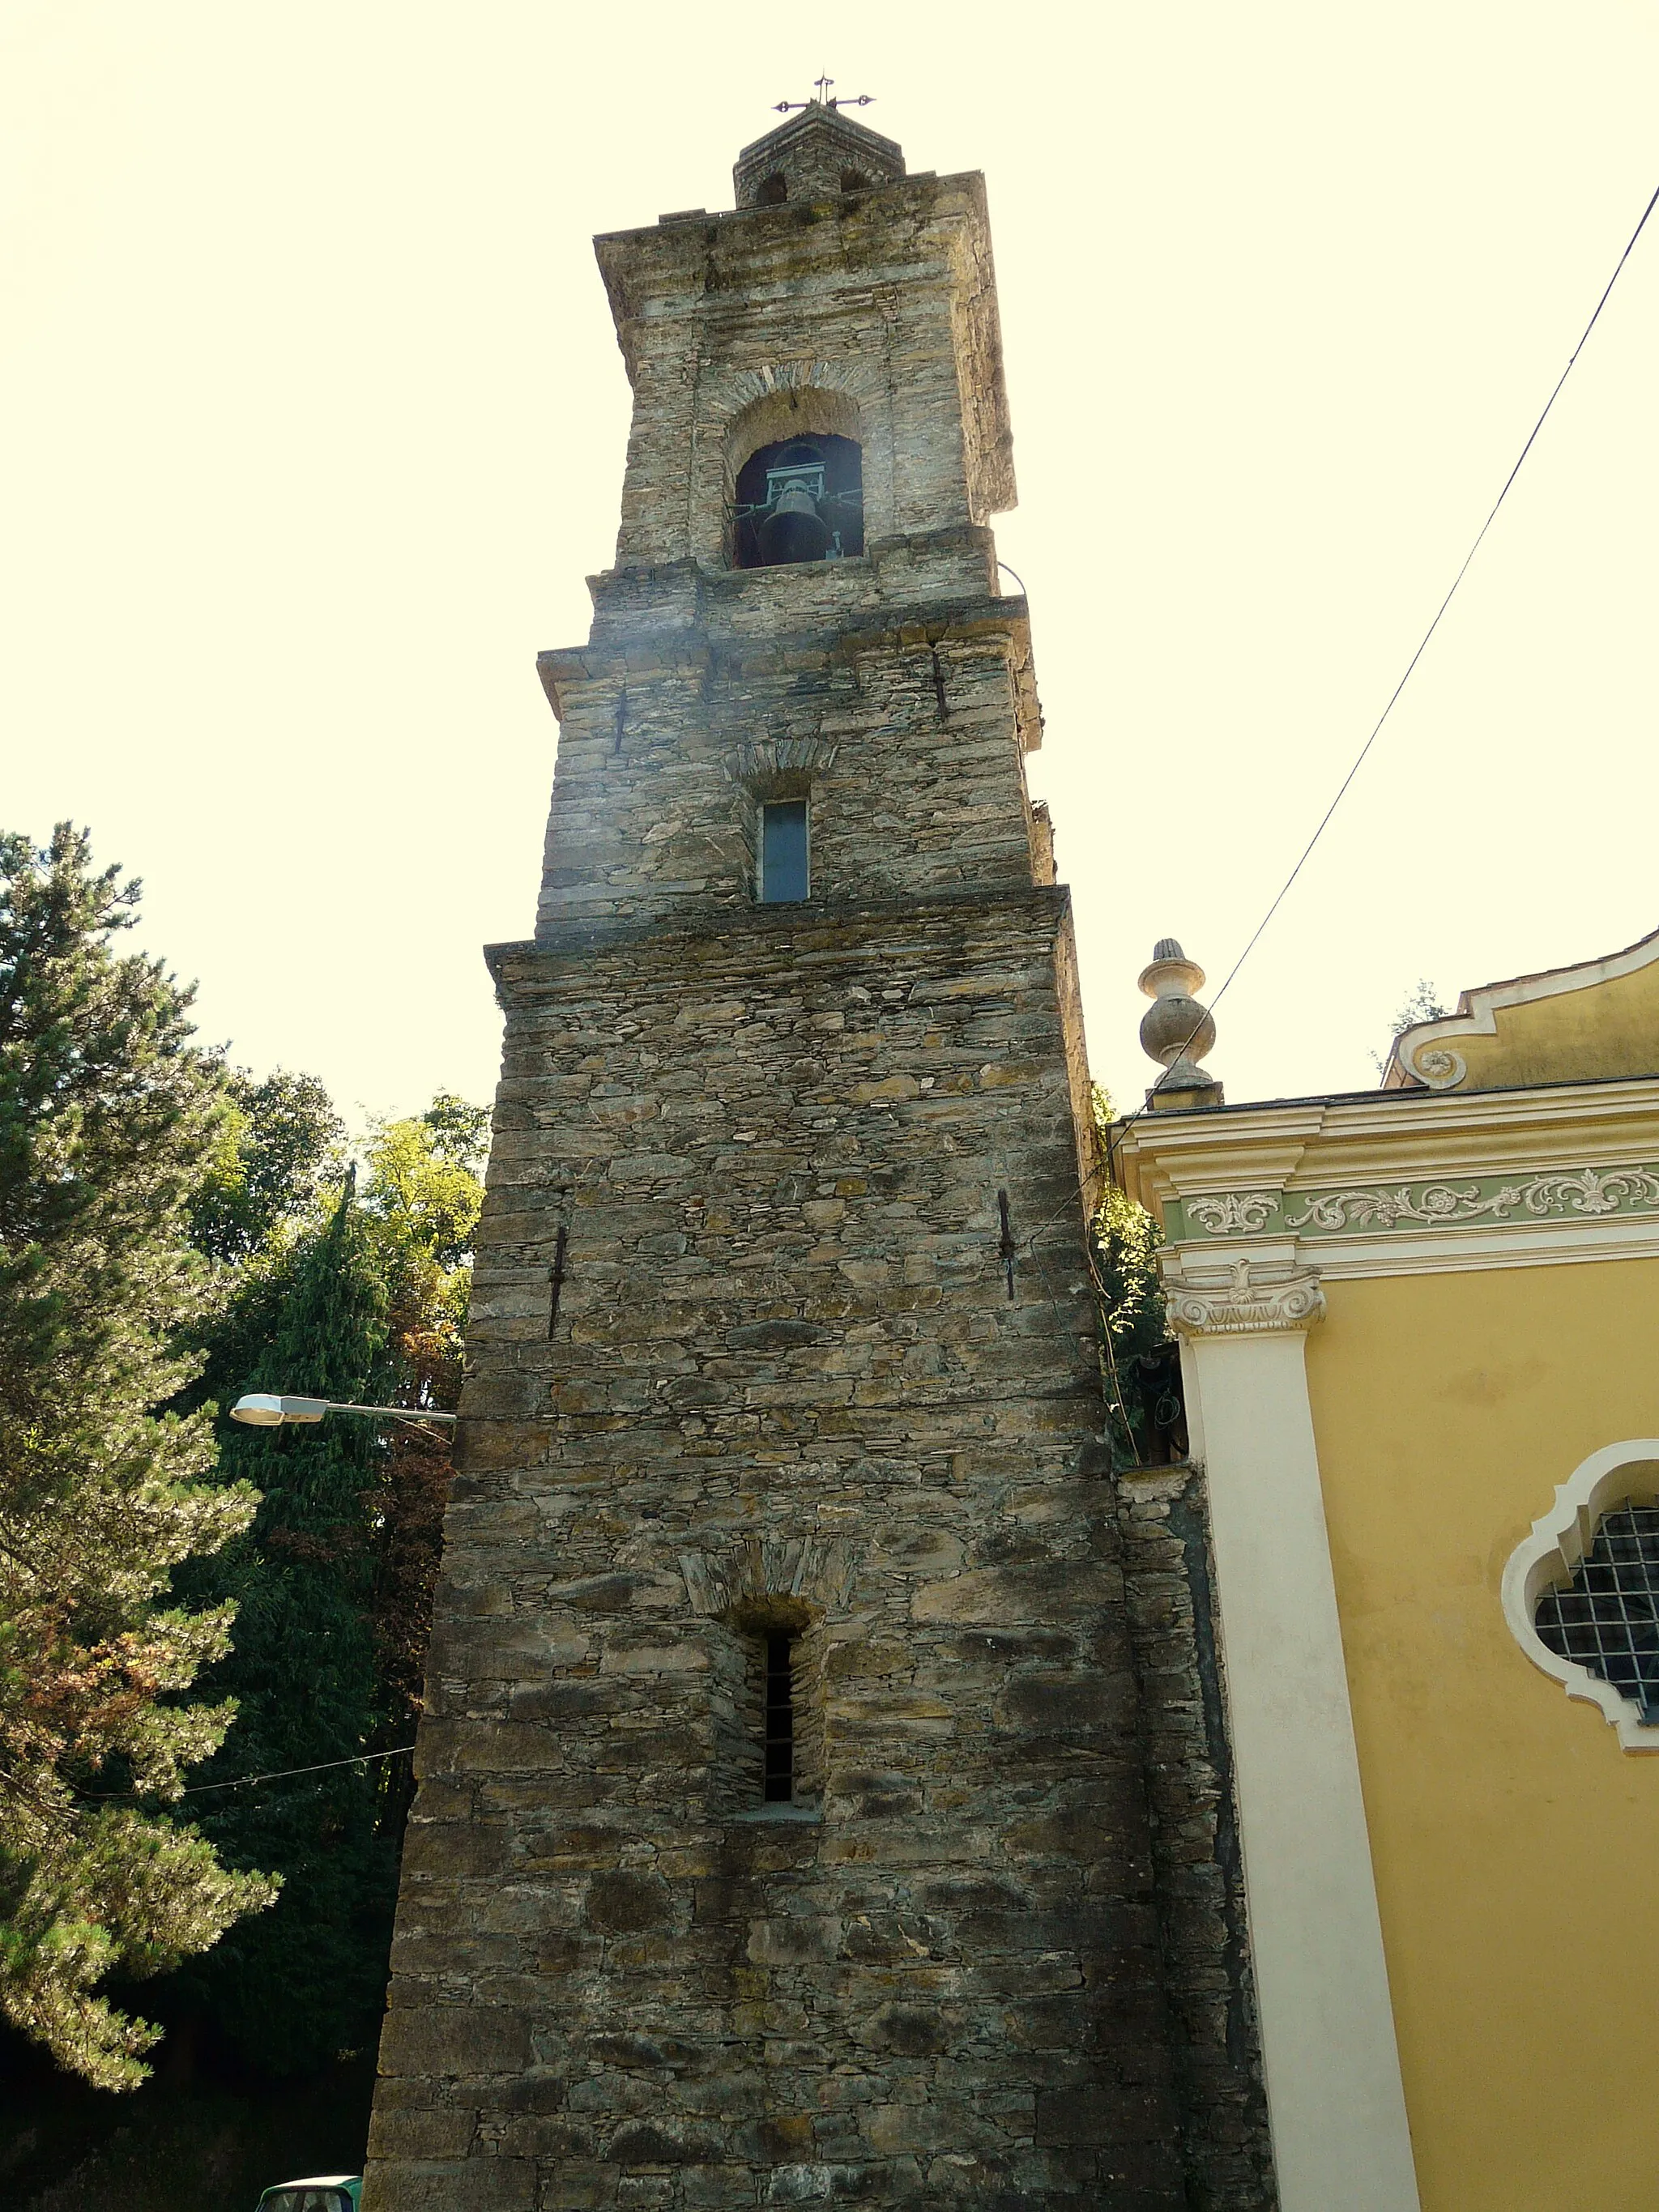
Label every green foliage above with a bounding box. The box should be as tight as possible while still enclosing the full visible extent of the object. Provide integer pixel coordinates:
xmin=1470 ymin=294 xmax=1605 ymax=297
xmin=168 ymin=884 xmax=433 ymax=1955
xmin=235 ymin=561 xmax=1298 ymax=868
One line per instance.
xmin=1089 ymin=1088 xmax=1175 ymax=1468
xmin=356 ymin=1102 xmax=486 ymax=1741
xmin=1392 ymin=978 xmax=1450 ymax=1029
xmin=190 ymin=1071 xmax=346 ymax=1265
xmin=0 ymin=2027 xmax=377 ymax=2211
xmin=359 ymin=1100 xmax=486 ymax=1392
xmin=1371 ymin=978 xmax=1450 ymax=1074
xmin=0 ymin=825 xmax=276 ymax=2091
xmin=419 ymin=1089 xmax=492 ymax=1173
xmin=1093 ymin=1181 xmax=1169 ymax=1362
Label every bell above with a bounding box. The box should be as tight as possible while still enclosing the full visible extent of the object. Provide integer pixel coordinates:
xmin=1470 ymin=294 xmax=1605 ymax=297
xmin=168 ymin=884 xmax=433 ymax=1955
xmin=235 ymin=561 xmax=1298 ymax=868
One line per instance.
xmin=756 ymin=482 xmax=832 ymax=565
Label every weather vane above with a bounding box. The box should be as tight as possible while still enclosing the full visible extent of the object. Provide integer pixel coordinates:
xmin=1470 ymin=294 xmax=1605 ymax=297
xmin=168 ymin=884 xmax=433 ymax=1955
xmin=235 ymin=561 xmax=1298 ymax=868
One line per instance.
xmin=774 ymin=75 xmax=875 ymax=114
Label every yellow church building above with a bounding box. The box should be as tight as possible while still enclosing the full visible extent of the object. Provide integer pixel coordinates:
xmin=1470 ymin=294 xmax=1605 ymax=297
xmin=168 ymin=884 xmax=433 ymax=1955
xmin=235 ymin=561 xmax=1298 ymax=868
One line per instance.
xmin=1112 ymin=924 xmax=1659 ymax=2212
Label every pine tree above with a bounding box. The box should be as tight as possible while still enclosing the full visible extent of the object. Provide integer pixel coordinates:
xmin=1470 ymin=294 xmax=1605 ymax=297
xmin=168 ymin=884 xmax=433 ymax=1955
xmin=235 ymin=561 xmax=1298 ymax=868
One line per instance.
xmin=0 ymin=824 xmax=276 ymax=2091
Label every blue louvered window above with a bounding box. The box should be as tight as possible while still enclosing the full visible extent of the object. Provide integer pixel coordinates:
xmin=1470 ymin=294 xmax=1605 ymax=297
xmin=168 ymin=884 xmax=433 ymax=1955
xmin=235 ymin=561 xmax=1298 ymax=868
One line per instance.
xmin=760 ymin=800 xmax=808 ymax=903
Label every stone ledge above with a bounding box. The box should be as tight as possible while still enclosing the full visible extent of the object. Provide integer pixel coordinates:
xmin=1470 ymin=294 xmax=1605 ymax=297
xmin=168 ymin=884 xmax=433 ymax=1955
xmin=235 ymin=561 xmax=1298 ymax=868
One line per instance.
xmin=493 ymin=882 xmax=1075 ymax=981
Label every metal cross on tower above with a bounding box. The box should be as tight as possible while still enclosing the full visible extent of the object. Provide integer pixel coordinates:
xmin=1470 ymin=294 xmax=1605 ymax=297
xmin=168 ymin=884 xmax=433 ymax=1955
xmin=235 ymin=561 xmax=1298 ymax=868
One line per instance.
xmin=773 ymin=75 xmax=875 ymax=114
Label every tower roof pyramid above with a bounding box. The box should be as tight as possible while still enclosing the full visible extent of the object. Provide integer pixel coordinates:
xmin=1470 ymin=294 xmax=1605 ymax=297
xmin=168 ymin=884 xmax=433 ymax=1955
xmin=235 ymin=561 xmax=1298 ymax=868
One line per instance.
xmin=733 ymin=98 xmax=906 ymax=208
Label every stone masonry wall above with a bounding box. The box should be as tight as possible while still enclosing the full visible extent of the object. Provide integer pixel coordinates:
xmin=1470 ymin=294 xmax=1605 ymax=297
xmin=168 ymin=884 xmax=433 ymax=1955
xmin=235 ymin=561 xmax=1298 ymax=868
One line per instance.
xmin=1116 ymin=1468 xmax=1276 ymax=2211
xmin=534 ymin=611 xmax=1042 ymax=938
xmin=364 ymin=891 xmax=1192 ymax=2210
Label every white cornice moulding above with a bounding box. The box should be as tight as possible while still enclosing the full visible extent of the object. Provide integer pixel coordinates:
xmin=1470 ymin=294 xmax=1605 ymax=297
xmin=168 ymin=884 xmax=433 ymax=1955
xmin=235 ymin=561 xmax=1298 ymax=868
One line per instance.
xmin=1388 ymin=923 xmax=1659 ymax=1090
xmin=1153 ymin=1215 xmax=1659 ymax=1287
xmin=1501 ymin=1440 xmax=1659 ymax=1753
xmin=1291 ymin=1213 xmax=1659 ymax=1281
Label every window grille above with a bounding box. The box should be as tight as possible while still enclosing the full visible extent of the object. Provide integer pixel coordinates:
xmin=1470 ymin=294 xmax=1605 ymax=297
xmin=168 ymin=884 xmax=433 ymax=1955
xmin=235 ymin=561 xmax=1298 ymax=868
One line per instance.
xmin=760 ymin=800 xmax=808 ymax=903
xmin=763 ymin=1632 xmax=795 ymax=1802
xmin=1533 ymin=1502 xmax=1659 ymax=1721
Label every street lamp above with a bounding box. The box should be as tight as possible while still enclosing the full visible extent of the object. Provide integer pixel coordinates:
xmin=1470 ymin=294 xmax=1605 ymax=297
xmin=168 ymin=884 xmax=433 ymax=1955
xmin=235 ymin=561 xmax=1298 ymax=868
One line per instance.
xmin=230 ymin=1393 xmax=457 ymax=1428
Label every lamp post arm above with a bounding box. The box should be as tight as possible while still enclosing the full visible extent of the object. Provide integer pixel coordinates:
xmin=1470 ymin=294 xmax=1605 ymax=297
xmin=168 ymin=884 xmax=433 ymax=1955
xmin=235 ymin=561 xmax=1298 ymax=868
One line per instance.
xmin=328 ymin=1402 xmax=457 ymax=1426
xmin=228 ymin=1392 xmax=457 ymax=1428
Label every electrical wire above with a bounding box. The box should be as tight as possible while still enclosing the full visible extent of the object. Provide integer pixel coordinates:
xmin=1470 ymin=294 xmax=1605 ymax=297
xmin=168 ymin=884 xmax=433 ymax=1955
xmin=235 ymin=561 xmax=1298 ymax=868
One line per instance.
xmin=81 ymin=1744 xmax=416 ymax=1803
xmin=1114 ymin=173 xmax=1659 ymax=1153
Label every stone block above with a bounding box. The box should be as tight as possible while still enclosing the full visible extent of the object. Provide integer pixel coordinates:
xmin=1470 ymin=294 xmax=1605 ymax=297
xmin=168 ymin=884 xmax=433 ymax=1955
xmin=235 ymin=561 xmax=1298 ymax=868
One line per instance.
xmin=377 ymin=2005 xmax=535 ymax=2080
xmin=745 ymin=1915 xmax=844 ymax=1965
xmin=585 ymin=1870 xmax=677 ymax=1932
xmin=360 ymin=2155 xmax=535 ymax=2212
xmin=365 ymin=2106 xmax=478 ymax=2162
xmin=1035 ymin=2084 xmax=1169 ymax=2147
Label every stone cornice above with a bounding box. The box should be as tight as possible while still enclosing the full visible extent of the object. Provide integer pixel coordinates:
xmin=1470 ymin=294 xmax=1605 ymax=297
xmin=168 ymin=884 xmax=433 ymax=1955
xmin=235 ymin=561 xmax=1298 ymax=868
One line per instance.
xmin=487 ymin=881 xmax=1077 ymax=991
xmin=537 ymin=563 xmax=1031 ymax=723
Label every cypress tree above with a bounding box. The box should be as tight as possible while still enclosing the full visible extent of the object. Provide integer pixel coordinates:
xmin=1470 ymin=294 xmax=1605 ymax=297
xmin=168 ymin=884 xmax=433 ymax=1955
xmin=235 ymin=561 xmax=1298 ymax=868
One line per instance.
xmin=173 ymin=1181 xmax=403 ymax=2074
xmin=150 ymin=1091 xmax=487 ymax=2076
xmin=0 ymin=824 xmax=276 ymax=2090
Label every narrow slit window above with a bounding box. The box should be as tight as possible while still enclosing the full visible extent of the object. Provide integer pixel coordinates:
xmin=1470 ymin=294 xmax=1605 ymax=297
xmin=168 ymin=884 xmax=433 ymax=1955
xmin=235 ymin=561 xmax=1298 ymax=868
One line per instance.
xmin=760 ymin=800 xmax=808 ymax=904
xmin=763 ymin=1633 xmax=795 ymax=1801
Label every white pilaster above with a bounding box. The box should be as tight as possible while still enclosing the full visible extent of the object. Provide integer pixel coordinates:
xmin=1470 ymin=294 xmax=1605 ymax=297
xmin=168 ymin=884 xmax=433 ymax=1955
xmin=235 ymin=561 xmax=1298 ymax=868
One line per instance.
xmin=1166 ymin=1250 xmax=1421 ymax=2212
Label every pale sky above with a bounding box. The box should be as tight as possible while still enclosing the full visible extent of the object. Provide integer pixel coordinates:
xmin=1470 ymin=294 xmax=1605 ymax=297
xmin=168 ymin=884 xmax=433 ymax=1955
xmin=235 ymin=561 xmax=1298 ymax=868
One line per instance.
xmin=4 ymin=2 xmax=1656 ymax=1127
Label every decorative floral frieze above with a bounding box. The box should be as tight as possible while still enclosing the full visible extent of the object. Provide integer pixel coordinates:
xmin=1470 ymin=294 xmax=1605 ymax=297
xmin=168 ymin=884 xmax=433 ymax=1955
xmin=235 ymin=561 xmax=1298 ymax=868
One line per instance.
xmin=1171 ymin=1163 xmax=1659 ymax=1242
xmin=1284 ymin=1164 xmax=1659 ymax=1234
xmin=1286 ymin=1184 xmax=1482 ymax=1230
xmin=1184 ymin=1190 xmax=1279 ymax=1234
xmin=1164 ymin=1257 xmax=1325 ymax=1337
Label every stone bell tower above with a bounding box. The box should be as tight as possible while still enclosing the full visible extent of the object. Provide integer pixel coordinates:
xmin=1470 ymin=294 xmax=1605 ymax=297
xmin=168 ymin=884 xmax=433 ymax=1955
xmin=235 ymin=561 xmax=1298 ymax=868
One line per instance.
xmin=365 ymin=103 xmax=1203 ymax=2212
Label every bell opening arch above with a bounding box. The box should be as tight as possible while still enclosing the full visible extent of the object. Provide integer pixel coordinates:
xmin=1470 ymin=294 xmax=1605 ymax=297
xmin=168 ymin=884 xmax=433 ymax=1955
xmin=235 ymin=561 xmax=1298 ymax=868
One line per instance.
xmin=721 ymin=384 xmax=865 ymax=569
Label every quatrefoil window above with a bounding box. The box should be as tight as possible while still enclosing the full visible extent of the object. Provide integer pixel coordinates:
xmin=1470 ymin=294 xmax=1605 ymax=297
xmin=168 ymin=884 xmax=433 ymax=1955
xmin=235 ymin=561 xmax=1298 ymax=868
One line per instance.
xmin=1533 ymin=1504 xmax=1659 ymax=1723
xmin=1503 ymin=1443 xmax=1659 ymax=1750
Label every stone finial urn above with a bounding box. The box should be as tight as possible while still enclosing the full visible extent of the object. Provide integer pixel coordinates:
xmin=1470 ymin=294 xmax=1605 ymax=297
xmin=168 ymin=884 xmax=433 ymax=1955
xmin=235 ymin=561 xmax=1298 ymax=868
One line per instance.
xmin=1138 ymin=938 xmax=1223 ymax=1109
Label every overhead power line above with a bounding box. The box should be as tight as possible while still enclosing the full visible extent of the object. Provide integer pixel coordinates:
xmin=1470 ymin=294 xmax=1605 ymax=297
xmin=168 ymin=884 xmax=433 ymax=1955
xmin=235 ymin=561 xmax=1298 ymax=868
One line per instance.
xmin=81 ymin=1744 xmax=416 ymax=1802
xmin=1120 ymin=170 xmax=1659 ymax=1142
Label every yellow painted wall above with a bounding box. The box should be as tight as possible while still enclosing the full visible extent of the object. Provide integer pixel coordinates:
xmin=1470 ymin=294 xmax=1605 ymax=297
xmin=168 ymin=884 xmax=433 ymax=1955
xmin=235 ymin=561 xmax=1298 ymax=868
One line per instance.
xmin=1305 ymin=1255 xmax=1659 ymax=2212
xmin=1450 ymin=952 xmax=1659 ymax=1089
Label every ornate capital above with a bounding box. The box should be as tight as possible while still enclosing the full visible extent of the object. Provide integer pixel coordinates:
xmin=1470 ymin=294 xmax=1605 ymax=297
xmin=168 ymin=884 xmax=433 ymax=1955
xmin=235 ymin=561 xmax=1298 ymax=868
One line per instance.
xmin=1164 ymin=1255 xmax=1325 ymax=1338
